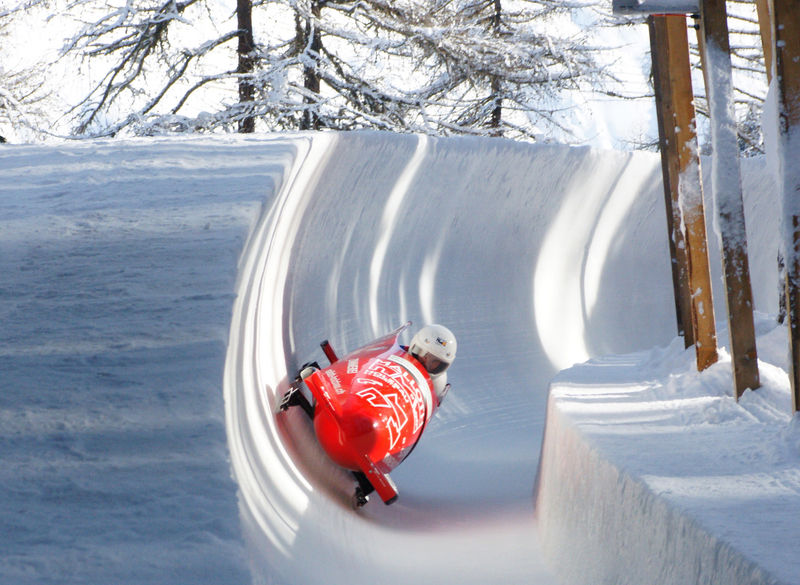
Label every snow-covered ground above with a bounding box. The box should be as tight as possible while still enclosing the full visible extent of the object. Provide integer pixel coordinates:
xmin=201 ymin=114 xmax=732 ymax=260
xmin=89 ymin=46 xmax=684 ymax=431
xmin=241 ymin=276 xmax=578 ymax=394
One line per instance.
xmin=0 ymin=137 xmax=287 ymax=584
xmin=538 ymin=316 xmax=800 ymax=585
xmin=1 ymin=132 xmax=796 ymax=585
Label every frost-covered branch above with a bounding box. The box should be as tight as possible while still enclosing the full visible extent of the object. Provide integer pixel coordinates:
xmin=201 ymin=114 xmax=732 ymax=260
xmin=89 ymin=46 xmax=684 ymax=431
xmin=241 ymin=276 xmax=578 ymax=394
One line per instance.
xmin=58 ymin=0 xmax=236 ymax=136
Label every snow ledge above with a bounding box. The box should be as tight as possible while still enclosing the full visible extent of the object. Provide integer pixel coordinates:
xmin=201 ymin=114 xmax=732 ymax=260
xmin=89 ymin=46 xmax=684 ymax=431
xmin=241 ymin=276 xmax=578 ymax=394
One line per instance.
xmin=535 ymin=337 xmax=795 ymax=585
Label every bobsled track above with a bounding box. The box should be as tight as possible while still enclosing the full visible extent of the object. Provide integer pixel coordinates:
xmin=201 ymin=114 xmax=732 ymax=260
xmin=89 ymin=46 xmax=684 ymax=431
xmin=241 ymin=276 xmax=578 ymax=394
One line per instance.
xmin=3 ymin=131 xmax=786 ymax=585
xmin=223 ymin=131 xmax=723 ymax=585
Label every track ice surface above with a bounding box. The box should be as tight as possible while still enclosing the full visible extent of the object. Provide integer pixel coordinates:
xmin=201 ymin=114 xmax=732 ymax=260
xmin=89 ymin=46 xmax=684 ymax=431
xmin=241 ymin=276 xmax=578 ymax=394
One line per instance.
xmin=225 ymin=131 xmax=678 ymax=584
xmin=2 ymin=131 xmax=725 ymax=585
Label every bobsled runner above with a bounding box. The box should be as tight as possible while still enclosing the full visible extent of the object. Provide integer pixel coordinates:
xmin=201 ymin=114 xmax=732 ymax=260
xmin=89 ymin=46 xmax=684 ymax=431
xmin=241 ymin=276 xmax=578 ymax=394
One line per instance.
xmin=279 ymin=322 xmax=453 ymax=508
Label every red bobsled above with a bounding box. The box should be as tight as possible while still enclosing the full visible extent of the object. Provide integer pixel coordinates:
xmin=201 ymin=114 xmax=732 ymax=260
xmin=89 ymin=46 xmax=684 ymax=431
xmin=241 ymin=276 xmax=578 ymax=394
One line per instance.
xmin=280 ymin=322 xmax=447 ymax=507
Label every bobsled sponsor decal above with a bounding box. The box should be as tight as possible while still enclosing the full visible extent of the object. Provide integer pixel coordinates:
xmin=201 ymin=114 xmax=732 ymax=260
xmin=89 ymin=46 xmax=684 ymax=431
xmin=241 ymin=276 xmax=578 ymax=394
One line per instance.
xmin=356 ymin=386 xmax=408 ymax=450
xmin=325 ymin=368 xmax=344 ymax=394
xmin=347 ymin=359 xmax=359 ymax=374
xmin=354 ymin=353 xmax=430 ymax=449
xmin=387 ymin=354 xmax=433 ymax=419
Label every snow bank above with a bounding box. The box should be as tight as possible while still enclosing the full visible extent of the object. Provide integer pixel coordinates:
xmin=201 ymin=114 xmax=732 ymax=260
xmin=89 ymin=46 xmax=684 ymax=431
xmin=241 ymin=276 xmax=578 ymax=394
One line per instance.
xmin=536 ymin=334 xmax=797 ymax=585
xmin=0 ymin=136 xmax=299 ymax=584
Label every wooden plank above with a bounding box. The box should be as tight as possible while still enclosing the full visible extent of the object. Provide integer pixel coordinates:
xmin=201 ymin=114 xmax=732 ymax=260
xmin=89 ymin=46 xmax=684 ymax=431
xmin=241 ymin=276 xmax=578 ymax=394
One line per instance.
xmin=773 ymin=1 xmax=800 ymax=129
xmin=664 ymin=15 xmax=719 ymax=370
xmin=697 ymin=0 xmax=760 ymax=398
xmin=755 ymin=0 xmax=787 ymax=325
xmin=649 ymin=16 xmax=692 ymax=342
xmin=755 ymin=0 xmax=774 ymax=83
xmin=651 ymin=15 xmax=719 ymax=369
xmin=787 ymin=225 xmax=800 ymax=414
xmin=772 ymin=0 xmax=800 ymax=412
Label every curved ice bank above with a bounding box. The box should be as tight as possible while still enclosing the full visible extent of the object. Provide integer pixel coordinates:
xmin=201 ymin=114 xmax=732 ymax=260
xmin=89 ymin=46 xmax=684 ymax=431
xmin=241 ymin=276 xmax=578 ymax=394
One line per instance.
xmin=224 ymin=131 xmax=702 ymax=584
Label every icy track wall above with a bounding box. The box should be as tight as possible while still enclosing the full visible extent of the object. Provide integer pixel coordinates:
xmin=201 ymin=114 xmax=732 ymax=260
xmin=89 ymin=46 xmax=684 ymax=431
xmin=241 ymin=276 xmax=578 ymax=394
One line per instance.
xmin=223 ymin=131 xmax=723 ymax=585
xmin=535 ymin=156 xmax=783 ymax=585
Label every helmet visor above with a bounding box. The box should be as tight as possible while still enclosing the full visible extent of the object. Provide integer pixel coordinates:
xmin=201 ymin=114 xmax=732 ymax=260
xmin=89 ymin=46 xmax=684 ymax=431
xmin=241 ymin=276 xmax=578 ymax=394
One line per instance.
xmin=418 ymin=352 xmax=449 ymax=375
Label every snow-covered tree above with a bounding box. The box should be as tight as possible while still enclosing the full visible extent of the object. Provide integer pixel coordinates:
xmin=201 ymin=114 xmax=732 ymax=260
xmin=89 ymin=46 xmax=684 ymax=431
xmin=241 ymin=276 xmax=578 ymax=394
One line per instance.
xmin=689 ymin=0 xmax=768 ymax=155
xmin=54 ymin=0 xmax=240 ymax=137
xmin=231 ymin=0 xmax=610 ymax=140
xmin=0 ymin=0 xmax=54 ymax=141
xmin=236 ymin=0 xmax=256 ymax=133
xmin=47 ymin=0 xmax=612 ymax=140
xmin=0 ymin=0 xmax=772 ymax=147
xmin=384 ymin=0 xmax=605 ymax=139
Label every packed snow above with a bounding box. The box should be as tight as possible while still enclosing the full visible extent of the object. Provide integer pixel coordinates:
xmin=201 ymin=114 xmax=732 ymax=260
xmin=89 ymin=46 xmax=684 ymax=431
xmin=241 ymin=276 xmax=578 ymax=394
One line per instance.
xmin=1 ymin=131 xmax=797 ymax=585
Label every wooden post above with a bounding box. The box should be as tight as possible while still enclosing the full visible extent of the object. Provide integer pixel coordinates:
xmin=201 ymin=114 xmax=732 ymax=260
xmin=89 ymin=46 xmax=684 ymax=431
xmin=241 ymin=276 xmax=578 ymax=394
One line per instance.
xmin=772 ymin=0 xmax=800 ymax=412
xmin=754 ymin=0 xmax=789 ymax=325
xmin=650 ymin=15 xmax=719 ymax=370
xmin=650 ymin=16 xmax=692 ymax=343
xmin=697 ymin=0 xmax=760 ymax=398
xmin=755 ymin=0 xmax=774 ymax=83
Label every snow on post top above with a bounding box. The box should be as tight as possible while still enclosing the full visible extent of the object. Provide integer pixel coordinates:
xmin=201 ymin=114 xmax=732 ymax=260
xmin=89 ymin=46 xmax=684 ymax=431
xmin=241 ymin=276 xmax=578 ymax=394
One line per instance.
xmin=612 ymin=0 xmax=699 ymax=15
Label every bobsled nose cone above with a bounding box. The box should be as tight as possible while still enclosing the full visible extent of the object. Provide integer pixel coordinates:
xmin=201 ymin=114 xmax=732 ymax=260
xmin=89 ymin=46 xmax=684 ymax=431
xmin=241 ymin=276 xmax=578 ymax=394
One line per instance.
xmin=342 ymin=412 xmax=379 ymax=453
xmin=314 ymin=408 xmax=382 ymax=471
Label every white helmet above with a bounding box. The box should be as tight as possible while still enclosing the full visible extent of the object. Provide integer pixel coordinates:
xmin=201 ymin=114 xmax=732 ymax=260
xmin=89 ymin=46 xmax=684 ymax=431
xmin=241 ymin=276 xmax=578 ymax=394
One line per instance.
xmin=409 ymin=324 xmax=457 ymax=376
